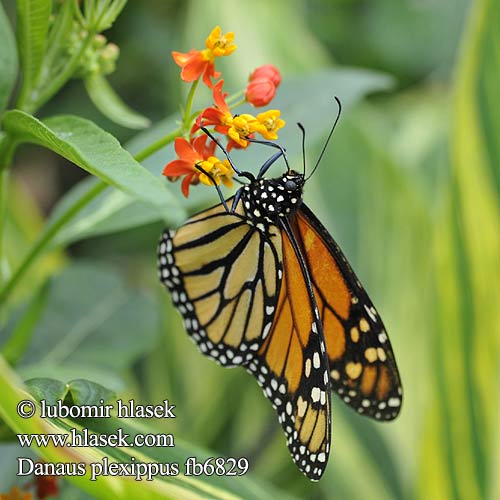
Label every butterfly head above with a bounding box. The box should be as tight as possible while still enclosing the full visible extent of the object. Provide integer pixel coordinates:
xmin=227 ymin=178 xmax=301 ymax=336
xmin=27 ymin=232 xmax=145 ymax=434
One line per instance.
xmin=242 ymin=170 xmax=305 ymax=223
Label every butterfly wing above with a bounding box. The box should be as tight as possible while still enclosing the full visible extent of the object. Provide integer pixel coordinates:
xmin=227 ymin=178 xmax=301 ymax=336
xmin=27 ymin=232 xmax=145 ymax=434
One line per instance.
xmin=290 ymin=204 xmax=402 ymax=420
xmin=159 ymin=200 xmax=332 ymax=480
xmin=248 ymin=220 xmax=331 ymax=481
xmin=158 ymin=200 xmax=282 ymax=365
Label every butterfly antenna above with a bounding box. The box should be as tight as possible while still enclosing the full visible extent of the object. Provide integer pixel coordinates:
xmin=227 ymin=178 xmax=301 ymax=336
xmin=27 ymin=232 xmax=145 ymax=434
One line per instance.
xmin=297 ymin=122 xmax=306 ymax=176
xmin=306 ymin=96 xmax=342 ymax=181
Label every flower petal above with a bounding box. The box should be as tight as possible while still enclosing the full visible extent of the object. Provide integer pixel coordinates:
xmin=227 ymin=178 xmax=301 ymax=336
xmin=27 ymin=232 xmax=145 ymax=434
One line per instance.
xmin=181 ymin=172 xmax=196 ymax=197
xmin=163 ymin=160 xmax=193 ymax=176
xmin=174 ymin=137 xmax=199 ymax=163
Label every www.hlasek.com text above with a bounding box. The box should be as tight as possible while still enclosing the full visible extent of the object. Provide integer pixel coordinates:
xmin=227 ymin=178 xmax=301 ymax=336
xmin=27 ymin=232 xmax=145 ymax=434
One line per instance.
xmin=17 ymin=428 xmax=175 ymax=448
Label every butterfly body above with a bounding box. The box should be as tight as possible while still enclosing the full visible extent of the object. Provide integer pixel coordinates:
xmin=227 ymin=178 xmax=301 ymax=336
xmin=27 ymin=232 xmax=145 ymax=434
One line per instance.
xmin=239 ymin=171 xmax=305 ymax=224
xmin=158 ymin=157 xmax=402 ymax=481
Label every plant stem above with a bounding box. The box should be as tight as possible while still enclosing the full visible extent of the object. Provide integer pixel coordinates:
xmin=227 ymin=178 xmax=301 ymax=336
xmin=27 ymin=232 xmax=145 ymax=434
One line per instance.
xmin=183 ymin=79 xmax=199 ymax=131
xmin=0 ymin=181 xmax=107 ymax=305
xmin=0 ymin=169 xmax=9 ymax=288
xmin=134 ymin=127 xmax=182 ymax=163
xmin=21 ymin=31 xmax=96 ymax=113
xmin=0 ymin=130 xmax=181 ymax=306
xmin=226 ymin=89 xmax=245 ymax=105
xmin=0 ymin=136 xmax=17 ymax=171
xmin=230 ymin=97 xmax=247 ymax=109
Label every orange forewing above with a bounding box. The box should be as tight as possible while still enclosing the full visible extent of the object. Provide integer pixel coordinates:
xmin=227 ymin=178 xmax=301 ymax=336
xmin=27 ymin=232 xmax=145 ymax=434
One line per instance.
xmin=291 ymin=205 xmax=402 ymax=420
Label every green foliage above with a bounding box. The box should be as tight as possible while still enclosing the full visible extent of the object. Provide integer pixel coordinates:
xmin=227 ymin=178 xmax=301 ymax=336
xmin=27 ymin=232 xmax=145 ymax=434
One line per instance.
xmin=1 ymin=111 xmax=181 ymax=221
xmin=25 ymin=378 xmax=116 ymax=406
xmin=15 ymin=0 xmax=52 ymax=108
xmin=432 ymin=0 xmax=500 ymax=498
xmin=0 ymin=2 xmax=18 ymax=113
xmin=0 ymin=358 xmax=292 ymax=500
xmin=0 ymin=0 xmax=498 ymax=499
xmin=84 ymin=74 xmax=151 ymax=129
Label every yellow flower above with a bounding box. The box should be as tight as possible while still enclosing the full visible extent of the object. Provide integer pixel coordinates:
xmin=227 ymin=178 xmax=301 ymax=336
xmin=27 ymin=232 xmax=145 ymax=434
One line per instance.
xmin=197 ymin=156 xmax=234 ymax=187
xmin=202 ymin=26 xmax=237 ymax=61
xmin=227 ymin=114 xmax=259 ymax=147
xmin=255 ymin=110 xmax=285 ymax=140
xmin=172 ymin=27 xmax=236 ymax=88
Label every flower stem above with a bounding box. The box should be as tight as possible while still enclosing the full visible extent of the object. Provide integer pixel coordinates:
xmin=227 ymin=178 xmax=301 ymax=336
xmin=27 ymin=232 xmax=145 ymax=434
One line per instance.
xmin=134 ymin=127 xmax=183 ymax=163
xmin=226 ymin=89 xmax=245 ymax=105
xmin=182 ymin=79 xmax=200 ymax=132
xmin=229 ymin=97 xmax=247 ymax=109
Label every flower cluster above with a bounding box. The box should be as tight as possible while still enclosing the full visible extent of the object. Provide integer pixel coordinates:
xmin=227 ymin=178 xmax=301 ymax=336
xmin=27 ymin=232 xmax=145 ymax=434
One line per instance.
xmin=164 ymin=26 xmax=284 ymax=197
xmin=0 ymin=486 xmax=32 ymax=500
xmin=0 ymin=472 xmax=59 ymax=500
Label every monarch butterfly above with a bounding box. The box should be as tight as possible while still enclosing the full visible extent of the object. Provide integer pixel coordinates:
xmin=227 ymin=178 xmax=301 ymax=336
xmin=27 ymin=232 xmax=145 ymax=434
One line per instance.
xmin=158 ymin=99 xmax=402 ymax=480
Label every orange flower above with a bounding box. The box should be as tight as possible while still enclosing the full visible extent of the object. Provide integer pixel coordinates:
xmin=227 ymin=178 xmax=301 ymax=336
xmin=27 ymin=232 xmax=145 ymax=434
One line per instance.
xmin=171 ymin=49 xmax=219 ymax=88
xmin=0 ymin=486 xmax=33 ymax=500
xmin=34 ymin=475 xmax=58 ymax=499
xmin=246 ymin=65 xmax=281 ymax=107
xmin=194 ymin=80 xmax=233 ymax=135
xmin=163 ymin=136 xmax=216 ymax=197
xmin=195 ymin=81 xmax=265 ymax=147
xmin=172 ymin=26 xmax=236 ymax=88
xmin=164 ymin=135 xmax=234 ymax=197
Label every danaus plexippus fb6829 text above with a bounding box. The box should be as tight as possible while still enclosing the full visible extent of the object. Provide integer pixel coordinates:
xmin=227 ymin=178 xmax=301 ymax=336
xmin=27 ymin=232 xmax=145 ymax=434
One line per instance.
xmin=158 ymin=100 xmax=402 ymax=480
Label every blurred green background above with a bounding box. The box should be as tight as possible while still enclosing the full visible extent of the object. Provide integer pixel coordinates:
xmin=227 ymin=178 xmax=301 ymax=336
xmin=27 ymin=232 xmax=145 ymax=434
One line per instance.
xmin=1 ymin=0 xmax=499 ymax=499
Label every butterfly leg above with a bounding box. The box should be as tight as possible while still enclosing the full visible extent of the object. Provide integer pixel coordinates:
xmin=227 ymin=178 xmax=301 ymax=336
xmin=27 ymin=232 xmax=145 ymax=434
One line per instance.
xmin=245 ymin=137 xmax=291 ymax=173
xmin=230 ymin=187 xmax=244 ymax=213
xmin=256 ymin=151 xmax=284 ymax=179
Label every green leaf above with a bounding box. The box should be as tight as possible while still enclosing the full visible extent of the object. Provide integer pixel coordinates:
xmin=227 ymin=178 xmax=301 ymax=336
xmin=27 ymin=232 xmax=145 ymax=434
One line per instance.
xmin=48 ymin=176 xmax=215 ymax=248
xmin=80 ymin=0 xmax=127 ymax=32
xmin=1 ymin=110 xmax=185 ymax=225
xmin=432 ymin=0 xmax=500 ymax=498
xmin=26 ymin=377 xmax=116 ymax=406
xmin=408 ymin=1 xmax=500 ymax=499
xmin=85 ymin=73 xmax=151 ymax=129
xmin=15 ymin=0 xmax=52 ymax=110
xmin=0 ymin=2 xmax=18 ymax=113
xmin=24 ymin=377 xmax=66 ymax=405
xmin=15 ymin=261 xmax=160 ymax=371
xmin=46 ymin=67 xmax=393 ymax=246
xmin=65 ymin=379 xmax=116 ymax=405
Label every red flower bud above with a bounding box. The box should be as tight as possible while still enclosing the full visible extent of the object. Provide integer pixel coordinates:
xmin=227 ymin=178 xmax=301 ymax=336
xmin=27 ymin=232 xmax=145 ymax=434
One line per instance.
xmin=246 ymin=78 xmax=277 ymax=107
xmin=249 ymin=64 xmax=281 ymax=87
